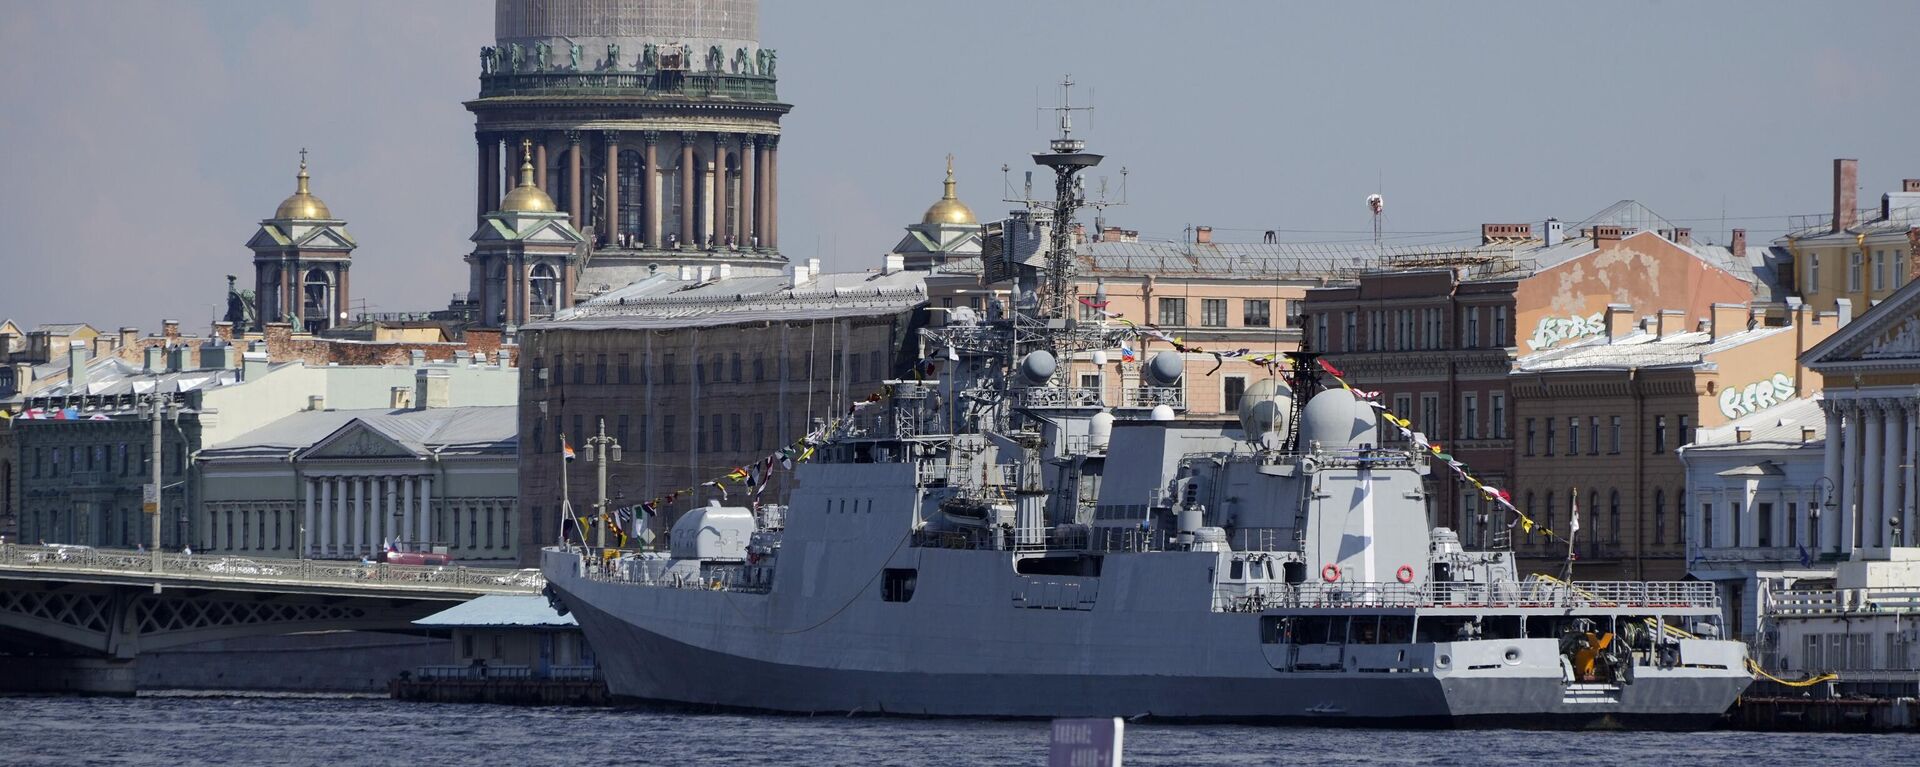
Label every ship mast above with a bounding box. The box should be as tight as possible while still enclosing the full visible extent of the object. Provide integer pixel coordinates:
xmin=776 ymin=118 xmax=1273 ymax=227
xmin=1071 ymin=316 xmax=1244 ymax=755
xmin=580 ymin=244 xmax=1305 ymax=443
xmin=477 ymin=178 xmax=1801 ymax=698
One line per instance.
xmin=1030 ymin=76 xmax=1102 ymax=353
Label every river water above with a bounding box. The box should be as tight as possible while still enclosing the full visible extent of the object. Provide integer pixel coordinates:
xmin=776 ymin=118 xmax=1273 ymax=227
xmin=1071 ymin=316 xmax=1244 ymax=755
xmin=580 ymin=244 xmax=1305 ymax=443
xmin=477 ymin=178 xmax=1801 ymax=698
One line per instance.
xmin=0 ymin=693 xmax=1907 ymax=766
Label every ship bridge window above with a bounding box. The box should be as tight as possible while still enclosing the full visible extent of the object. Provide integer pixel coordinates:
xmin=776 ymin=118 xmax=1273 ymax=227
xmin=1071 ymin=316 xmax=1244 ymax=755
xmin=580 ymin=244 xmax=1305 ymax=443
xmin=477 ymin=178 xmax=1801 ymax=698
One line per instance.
xmin=1230 ymin=560 xmax=1244 ymax=580
xmin=1282 ymin=561 xmax=1306 ymax=584
xmin=882 ymin=568 xmax=917 ymax=603
xmin=1294 ymin=615 xmax=1350 ymax=645
xmin=1015 ymin=555 xmax=1102 ymax=577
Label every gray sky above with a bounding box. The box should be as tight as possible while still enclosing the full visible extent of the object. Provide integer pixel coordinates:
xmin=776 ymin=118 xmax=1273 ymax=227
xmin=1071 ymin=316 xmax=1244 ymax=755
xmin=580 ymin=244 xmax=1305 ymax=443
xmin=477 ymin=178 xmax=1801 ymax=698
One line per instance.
xmin=2 ymin=0 xmax=1916 ymax=331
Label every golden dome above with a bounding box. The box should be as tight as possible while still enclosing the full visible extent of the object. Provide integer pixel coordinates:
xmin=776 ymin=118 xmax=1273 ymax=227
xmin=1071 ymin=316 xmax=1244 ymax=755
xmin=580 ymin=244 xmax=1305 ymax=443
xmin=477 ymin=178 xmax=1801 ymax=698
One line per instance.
xmin=274 ymin=151 xmax=332 ymax=220
xmin=920 ymin=155 xmax=976 ymax=226
xmin=499 ymin=140 xmax=557 ymax=213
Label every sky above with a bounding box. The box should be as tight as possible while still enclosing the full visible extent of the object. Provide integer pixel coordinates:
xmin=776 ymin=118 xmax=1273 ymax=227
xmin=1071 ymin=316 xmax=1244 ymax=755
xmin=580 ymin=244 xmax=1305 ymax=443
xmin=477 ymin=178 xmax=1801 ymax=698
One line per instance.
xmin=1 ymin=0 xmax=1916 ymax=332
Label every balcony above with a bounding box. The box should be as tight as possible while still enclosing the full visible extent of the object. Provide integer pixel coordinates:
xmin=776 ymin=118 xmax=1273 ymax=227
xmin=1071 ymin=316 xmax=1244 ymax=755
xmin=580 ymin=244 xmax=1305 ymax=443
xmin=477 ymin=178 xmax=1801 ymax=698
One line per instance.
xmin=477 ymin=71 xmax=779 ymax=102
xmin=1121 ymin=386 xmax=1185 ymax=410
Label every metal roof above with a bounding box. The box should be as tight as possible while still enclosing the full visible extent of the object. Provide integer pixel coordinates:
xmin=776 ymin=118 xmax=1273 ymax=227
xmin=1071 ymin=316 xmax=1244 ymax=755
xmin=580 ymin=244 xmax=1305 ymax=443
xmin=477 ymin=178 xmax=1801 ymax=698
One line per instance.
xmin=525 ymin=269 xmax=927 ymax=332
xmin=201 ymin=405 xmax=517 ymax=456
xmin=1685 ymin=395 xmax=1826 ymax=452
xmin=413 ymin=594 xmax=575 ymax=628
xmin=1512 ymin=325 xmax=1791 ymax=373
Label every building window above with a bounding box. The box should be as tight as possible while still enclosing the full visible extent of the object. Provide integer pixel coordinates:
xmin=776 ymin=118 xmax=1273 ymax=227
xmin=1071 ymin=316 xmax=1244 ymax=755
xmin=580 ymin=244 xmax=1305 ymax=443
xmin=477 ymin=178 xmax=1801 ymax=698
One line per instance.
xmin=1787 ymin=501 xmax=1799 ymax=548
xmin=594 ymin=354 xmax=608 ymax=384
xmin=616 ymin=415 xmax=630 ymax=448
xmin=1808 ymin=252 xmax=1821 ymax=293
xmin=1223 ymin=376 xmax=1247 ymax=413
xmin=1589 ymin=416 xmax=1600 ymax=455
xmin=1544 ymin=493 xmax=1557 ymax=548
xmin=1343 ymin=311 xmax=1356 ymax=352
xmin=1313 ymin=313 xmax=1329 ymax=352
xmin=730 ymin=413 xmax=742 ymax=452
xmin=662 ymin=415 xmax=676 ymax=451
xmin=753 ymin=412 xmax=765 ymax=451
xmin=573 ymin=354 xmax=586 ymax=386
xmin=733 ymin=353 xmax=745 ymax=383
xmin=662 ymin=353 xmax=677 ymax=385
xmin=1701 ymin=502 xmax=1713 ymax=548
xmin=1461 ymin=394 xmax=1478 ymax=439
xmin=1609 ymin=416 xmax=1622 ymax=454
xmin=1677 ymin=414 xmax=1691 ymax=448
xmin=532 ymin=419 xmax=545 ymax=455
xmin=1653 ymin=415 xmax=1667 ymax=453
xmin=1849 ymin=250 xmax=1863 ymax=292
xmin=1157 ymin=298 xmax=1187 ymax=326
xmin=1677 ymin=491 xmax=1687 ymax=544
xmin=1524 ymin=418 xmax=1536 ymax=455
xmin=1608 ymin=489 xmax=1621 ymax=544
xmin=1653 ymin=489 xmax=1666 ymax=544
xmin=1545 ymin=417 xmax=1556 ymax=456
xmin=1490 ymin=393 xmax=1506 ymax=438
xmin=1464 ymin=307 xmax=1480 ymax=349
xmin=1731 ymin=502 xmax=1743 ymax=547
xmin=571 ymin=416 xmax=584 ymax=453
xmin=1420 ymin=394 xmax=1439 ymax=436
xmin=1201 ymin=299 xmax=1227 ymax=328
xmin=1899 ymin=250 xmax=1910 ymax=288
xmin=1874 ymin=249 xmax=1887 ymax=291
xmin=1758 ymin=502 xmax=1774 ymax=547
xmin=708 ymin=414 xmax=722 ymax=454
xmin=1567 ymin=417 xmax=1579 ymax=456
xmin=1492 ymin=306 xmax=1508 ymax=348
xmin=1285 ymin=300 xmax=1303 ymax=328
xmin=1243 ymin=300 xmax=1271 ymax=327
xmin=752 ymin=355 xmax=766 ymax=382
xmin=616 ymin=353 xmax=631 ymax=384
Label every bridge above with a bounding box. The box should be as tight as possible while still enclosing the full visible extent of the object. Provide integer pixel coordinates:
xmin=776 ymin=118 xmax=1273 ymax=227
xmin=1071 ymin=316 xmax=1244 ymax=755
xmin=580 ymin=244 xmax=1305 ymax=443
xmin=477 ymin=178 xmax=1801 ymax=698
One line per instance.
xmin=0 ymin=543 xmax=544 ymax=694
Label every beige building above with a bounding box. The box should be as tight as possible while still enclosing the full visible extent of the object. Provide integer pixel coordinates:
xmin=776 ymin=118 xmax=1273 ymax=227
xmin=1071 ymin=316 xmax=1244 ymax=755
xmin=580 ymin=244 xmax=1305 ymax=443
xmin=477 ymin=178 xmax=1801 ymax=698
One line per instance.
xmin=1510 ymin=302 xmax=1836 ymax=581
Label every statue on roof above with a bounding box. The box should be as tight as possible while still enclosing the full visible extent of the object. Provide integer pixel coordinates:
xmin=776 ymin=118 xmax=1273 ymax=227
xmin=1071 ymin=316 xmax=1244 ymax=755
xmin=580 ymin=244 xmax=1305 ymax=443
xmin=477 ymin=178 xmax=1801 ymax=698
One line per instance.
xmin=569 ymin=43 xmax=581 ymax=71
xmin=480 ymin=46 xmax=495 ymax=75
xmin=223 ymin=275 xmax=257 ymax=328
xmin=536 ymin=42 xmax=552 ymax=70
xmin=606 ymin=43 xmax=620 ymax=71
xmin=763 ymin=49 xmax=777 ymax=77
xmin=707 ymin=45 xmax=723 ymax=72
xmin=507 ymin=43 xmax=523 ymax=73
xmin=642 ymin=43 xmax=657 ymax=72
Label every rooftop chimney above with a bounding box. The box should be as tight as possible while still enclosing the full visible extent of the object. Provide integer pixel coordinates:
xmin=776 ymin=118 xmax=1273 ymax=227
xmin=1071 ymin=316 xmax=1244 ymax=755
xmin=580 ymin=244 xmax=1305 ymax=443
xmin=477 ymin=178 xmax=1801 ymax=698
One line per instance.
xmin=390 ymin=386 xmax=414 ymax=409
xmin=1835 ymin=297 xmax=1854 ymax=328
xmin=1730 ymin=228 xmax=1747 ymax=256
xmin=1480 ymin=223 xmax=1534 ymax=245
xmin=1195 ymin=226 xmax=1213 ymax=244
xmin=789 ymin=262 xmax=813 ymax=286
xmin=67 ymin=341 xmax=89 ymax=391
xmin=881 ymin=253 xmax=905 ymax=275
xmin=1907 ymin=179 xmax=1920 ymax=193
xmin=1605 ymin=304 xmax=1636 ymax=340
xmin=1801 ymin=426 xmax=1817 ymax=443
xmin=1655 ymin=309 xmax=1687 ymax=339
xmin=1592 ymin=225 xmax=1628 ymax=242
xmin=416 ymin=368 xmax=450 ymax=409
xmin=1833 ymin=158 xmax=1859 ymax=233
xmin=808 ymin=258 xmax=821 ymax=274
xmin=1735 ymin=428 xmax=1752 ymax=443
xmin=1709 ymin=303 xmax=1749 ymax=341
xmin=308 ymin=394 xmax=326 ymax=411
xmin=1671 ymin=227 xmax=1691 ymax=246
xmin=144 ymin=345 xmax=164 ymax=373
xmin=1543 ymin=218 xmax=1564 ymax=247
xmin=242 ymin=350 xmax=269 ymax=381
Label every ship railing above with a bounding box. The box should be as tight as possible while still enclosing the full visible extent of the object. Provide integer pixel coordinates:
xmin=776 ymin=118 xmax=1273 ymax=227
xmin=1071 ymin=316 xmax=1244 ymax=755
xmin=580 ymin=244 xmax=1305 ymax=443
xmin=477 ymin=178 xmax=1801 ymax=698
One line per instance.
xmin=1211 ymin=578 xmax=1720 ymax=612
xmin=1015 ymin=386 xmax=1104 ymax=409
xmin=413 ymin=664 xmax=535 ymax=681
xmin=1121 ymin=386 xmax=1185 ymax=409
xmin=910 ymin=526 xmax=1168 ymax=553
xmin=1766 ymin=587 xmax=1920 ymax=616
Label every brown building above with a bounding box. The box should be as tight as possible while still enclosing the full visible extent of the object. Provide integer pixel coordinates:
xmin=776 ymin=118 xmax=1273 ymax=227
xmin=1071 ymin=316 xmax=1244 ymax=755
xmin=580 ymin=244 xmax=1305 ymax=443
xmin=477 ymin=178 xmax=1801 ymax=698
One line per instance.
xmin=1303 ymin=201 xmax=1765 ymax=539
xmin=1783 ymin=158 xmax=1920 ymax=315
xmin=512 ymin=264 xmax=926 ymax=565
xmin=1510 ymin=302 xmax=1836 ymax=580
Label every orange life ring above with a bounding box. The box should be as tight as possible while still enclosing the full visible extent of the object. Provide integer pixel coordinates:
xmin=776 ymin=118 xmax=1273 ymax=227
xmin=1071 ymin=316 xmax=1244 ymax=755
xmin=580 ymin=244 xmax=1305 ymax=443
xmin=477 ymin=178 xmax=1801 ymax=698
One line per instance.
xmin=1320 ymin=564 xmax=1341 ymax=583
xmin=1396 ymin=564 xmax=1415 ymax=584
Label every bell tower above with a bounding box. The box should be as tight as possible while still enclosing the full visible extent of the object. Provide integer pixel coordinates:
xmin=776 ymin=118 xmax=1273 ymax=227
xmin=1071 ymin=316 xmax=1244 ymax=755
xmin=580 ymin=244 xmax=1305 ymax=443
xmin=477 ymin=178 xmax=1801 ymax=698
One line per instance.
xmin=247 ymin=150 xmax=356 ymax=333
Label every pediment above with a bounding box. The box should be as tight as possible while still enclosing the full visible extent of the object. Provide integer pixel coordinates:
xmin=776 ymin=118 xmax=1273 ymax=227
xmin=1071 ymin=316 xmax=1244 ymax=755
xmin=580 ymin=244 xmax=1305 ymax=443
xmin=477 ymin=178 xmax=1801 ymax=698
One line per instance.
xmin=290 ymin=226 xmax=356 ymax=250
xmin=247 ymin=227 xmax=292 ymax=249
xmin=301 ymin=420 xmax=419 ymax=460
xmin=1804 ymin=278 xmax=1920 ymax=369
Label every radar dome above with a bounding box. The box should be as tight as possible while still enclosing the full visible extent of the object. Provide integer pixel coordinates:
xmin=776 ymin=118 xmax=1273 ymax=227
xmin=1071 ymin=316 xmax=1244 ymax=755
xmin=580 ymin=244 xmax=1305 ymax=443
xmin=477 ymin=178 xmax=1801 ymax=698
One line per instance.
xmin=1144 ymin=352 xmax=1183 ymax=386
xmin=1236 ymin=378 xmax=1294 ymax=440
xmin=1150 ymin=404 xmax=1176 ymax=421
xmin=1018 ymin=350 xmax=1056 ymax=384
xmin=1298 ymin=387 xmax=1379 ymax=448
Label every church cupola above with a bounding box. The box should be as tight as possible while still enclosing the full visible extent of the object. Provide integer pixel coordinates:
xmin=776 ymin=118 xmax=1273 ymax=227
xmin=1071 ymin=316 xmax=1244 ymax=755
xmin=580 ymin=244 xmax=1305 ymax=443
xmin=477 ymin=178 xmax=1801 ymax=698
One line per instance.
xmin=248 ymin=150 xmax=356 ymax=333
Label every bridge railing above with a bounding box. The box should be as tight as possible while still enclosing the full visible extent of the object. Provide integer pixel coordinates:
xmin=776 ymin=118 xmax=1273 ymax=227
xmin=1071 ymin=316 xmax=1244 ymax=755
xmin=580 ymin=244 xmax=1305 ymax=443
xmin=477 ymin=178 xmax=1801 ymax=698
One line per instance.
xmin=0 ymin=544 xmax=543 ymax=593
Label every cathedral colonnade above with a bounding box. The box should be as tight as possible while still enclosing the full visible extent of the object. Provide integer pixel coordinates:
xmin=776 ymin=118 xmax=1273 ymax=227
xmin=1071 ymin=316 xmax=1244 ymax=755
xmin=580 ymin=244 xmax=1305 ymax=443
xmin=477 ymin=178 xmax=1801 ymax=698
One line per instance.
xmin=476 ymin=130 xmax=777 ymax=252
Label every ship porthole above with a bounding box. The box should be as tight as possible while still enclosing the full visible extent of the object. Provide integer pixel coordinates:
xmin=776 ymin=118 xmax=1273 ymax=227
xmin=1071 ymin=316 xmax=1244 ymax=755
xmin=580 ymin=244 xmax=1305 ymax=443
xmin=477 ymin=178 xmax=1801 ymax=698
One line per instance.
xmin=1437 ymin=654 xmax=1451 ymax=669
xmin=1504 ymin=648 xmax=1522 ymax=665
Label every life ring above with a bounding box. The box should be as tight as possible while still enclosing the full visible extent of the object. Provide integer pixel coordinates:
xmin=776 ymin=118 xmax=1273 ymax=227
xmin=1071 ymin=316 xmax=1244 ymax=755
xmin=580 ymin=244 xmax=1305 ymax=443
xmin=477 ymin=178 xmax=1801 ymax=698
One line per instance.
xmin=1320 ymin=564 xmax=1341 ymax=583
xmin=1396 ymin=564 xmax=1415 ymax=584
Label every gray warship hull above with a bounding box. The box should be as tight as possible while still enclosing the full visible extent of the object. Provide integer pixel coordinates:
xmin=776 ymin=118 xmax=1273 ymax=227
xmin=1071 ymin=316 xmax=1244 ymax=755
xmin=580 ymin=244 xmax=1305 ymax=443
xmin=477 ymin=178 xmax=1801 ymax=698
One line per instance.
xmin=544 ymin=539 xmax=1749 ymax=726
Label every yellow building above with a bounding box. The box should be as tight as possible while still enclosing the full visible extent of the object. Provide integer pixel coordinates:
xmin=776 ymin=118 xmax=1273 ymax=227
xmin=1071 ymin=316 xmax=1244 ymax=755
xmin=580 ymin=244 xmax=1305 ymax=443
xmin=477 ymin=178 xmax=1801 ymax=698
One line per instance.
xmin=1787 ymin=159 xmax=1920 ymax=315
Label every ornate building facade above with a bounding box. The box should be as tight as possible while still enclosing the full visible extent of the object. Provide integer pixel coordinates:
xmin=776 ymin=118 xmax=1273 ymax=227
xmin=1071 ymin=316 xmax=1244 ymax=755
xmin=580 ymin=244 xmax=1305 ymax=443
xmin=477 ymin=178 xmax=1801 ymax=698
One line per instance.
xmin=468 ymin=142 xmax=588 ymax=327
xmin=248 ymin=153 xmax=356 ymax=333
xmin=467 ymin=0 xmax=790 ymax=324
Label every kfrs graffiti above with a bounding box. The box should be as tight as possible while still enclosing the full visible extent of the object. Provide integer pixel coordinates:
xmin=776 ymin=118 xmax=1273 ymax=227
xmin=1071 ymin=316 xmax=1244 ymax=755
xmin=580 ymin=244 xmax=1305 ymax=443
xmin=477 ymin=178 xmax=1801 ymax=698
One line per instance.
xmin=1718 ymin=372 xmax=1796 ymax=419
xmin=1526 ymin=312 xmax=1604 ymax=351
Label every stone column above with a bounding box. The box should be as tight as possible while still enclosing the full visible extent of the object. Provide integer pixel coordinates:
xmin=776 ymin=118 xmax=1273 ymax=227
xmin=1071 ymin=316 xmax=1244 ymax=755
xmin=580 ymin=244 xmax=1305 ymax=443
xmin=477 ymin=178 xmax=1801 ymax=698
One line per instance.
xmin=739 ymin=136 xmax=756 ymax=248
xmin=766 ymin=136 xmax=779 ymax=249
xmin=1823 ymin=401 xmax=1843 ymax=553
xmin=381 ymin=476 xmax=395 ymax=548
xmin=755 ymin=136 xmax=770 ymax=250
xmin=418 ymin=476 xmax=432 ymax=547
xmin=643 ymin=131 xmax=661 ymax=248
xmin=483 ymin=135 xmax=500 ymax=214
xmin=1883 ymin=402 xmax=1904 ymax=550
xmin=401 ymin=476 xmax=414 ymax=548
xmin=476 ymin=134 xmax=491 ymax=220
xmin=566 ymin=131 xmax=583 ymax=229
xmin=1907 ymin=402 xmax=1919 ymax=547
xmin=603 ymin=132 xmax=621 ymax=247
xmin=702 ymin=147 xmax=717 ymax=248
xmin=304 ymin=479 xmax=317 ymax=559
xmin=679 ymin=132 xmax=696 ymax=249
xmin=534 ymin=138 xmax=548 ymax=190
xmin=337 ymin=264 xmax=350 ymax=326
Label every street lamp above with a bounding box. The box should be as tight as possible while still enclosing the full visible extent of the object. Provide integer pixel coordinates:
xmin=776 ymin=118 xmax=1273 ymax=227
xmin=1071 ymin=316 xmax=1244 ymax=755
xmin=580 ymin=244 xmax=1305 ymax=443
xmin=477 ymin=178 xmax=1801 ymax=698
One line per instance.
xmin=581 ymin=418 xmax=622 ymax=553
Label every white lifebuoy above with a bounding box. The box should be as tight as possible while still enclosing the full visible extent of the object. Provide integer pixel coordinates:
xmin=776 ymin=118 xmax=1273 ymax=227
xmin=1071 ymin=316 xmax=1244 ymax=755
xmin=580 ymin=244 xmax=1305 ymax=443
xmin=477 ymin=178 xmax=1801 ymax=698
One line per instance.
xmin=1396 ymin=564 xmax=1415 ymax=584
xmin=1320 ymin=564 xmax=1341 ymax=583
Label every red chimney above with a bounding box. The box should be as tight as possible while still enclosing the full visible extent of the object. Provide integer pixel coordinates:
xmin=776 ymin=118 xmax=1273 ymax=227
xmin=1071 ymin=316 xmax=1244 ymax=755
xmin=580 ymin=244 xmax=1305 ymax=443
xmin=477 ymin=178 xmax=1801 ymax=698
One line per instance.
xmin=1905 ymin=179 xmax=1920 ymax=193
xmin=1834 ymin=158 xmax=1859 ymax=233
xmin=1672 ymin=227 xmax=1691 ymax=245
xmin=1195 ymin=226 xmax=1212 ymax=244
xmin=1730 ymin=228 xmax=1746 ymax=255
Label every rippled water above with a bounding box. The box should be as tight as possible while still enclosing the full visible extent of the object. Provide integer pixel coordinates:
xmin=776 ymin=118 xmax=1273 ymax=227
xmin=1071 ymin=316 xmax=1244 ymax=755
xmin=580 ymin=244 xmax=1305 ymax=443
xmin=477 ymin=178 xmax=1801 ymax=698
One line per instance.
xmin=0 ymin=693 xmax=1909 ymax=766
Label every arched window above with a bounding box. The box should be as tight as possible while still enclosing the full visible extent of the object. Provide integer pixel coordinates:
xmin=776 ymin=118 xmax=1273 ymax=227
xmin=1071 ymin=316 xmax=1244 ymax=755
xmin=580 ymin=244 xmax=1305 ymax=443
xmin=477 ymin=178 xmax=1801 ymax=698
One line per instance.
xmin=302 ymin=268 xmax=333 ymax=331
xmin=616 ymin=148 xmax=646 ymax=245
xmin=528 ymin=263 xmax=559 ymax=319
xmin=1653 ymin=488 xmax=1667 ymax=544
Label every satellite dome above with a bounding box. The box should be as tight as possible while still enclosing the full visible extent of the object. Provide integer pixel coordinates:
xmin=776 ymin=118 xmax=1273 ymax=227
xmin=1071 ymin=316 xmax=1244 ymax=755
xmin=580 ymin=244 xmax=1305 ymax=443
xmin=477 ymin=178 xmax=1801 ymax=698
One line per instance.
xmin=1298 ymin=387 xmax=1378 ymax=448
xmin=1236 ymin=378 xmax=1293 ymax=440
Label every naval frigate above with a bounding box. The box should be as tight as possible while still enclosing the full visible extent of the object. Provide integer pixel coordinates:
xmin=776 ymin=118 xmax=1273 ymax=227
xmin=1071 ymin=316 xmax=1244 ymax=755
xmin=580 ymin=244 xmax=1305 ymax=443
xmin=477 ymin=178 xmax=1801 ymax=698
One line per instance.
xmin=541 ymin=108 xmax=1752 ymax=728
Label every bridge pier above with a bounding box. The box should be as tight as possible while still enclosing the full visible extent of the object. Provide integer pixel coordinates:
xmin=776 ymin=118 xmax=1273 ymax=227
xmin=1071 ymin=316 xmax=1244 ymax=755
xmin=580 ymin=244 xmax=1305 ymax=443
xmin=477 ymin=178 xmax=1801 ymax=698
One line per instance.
xmin=0 ymin=656 xmax=138 ymax=696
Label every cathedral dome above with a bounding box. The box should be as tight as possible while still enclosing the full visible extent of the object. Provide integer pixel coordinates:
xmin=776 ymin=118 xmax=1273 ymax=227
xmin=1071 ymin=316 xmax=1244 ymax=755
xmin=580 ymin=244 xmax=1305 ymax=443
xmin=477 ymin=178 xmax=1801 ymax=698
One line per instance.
xmin=274 ymin=155 xmax=332 ymax=220
xmin=499 ymin=142 xmax=557 ymax=213
xmin=920 ymin=157 xmax=975 ymax=226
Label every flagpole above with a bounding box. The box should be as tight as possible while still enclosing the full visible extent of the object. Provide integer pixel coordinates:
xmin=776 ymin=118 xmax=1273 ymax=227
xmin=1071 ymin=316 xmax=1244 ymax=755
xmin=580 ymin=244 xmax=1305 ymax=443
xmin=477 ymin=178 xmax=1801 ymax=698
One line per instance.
xmin=558 ymin=433 xmax=572 ymax=550
xmin=1562 ymin=486 xmax=1578 ymax=583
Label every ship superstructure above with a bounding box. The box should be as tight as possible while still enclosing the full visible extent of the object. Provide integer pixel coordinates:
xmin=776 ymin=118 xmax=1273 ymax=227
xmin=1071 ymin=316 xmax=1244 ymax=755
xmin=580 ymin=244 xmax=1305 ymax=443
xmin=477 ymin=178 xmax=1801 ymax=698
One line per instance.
xmin=541 ymin=97 xmax=1752 ymax=727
